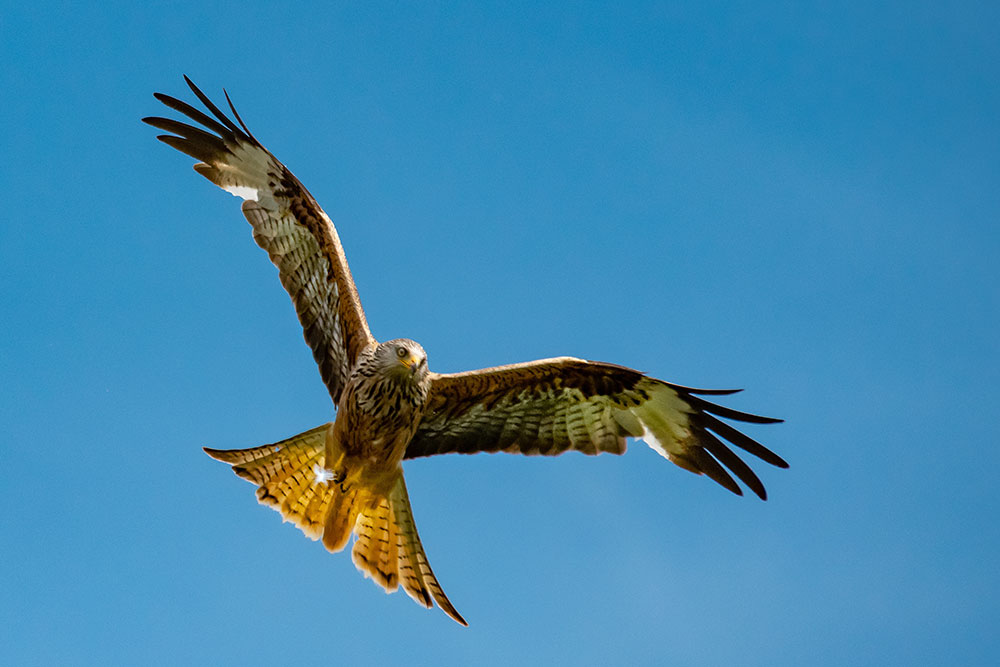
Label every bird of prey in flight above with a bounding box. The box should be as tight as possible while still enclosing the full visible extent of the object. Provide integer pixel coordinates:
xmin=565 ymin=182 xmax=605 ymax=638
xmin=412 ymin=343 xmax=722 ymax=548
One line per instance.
xmin=143 ymin=77 xmax=788 ymax=626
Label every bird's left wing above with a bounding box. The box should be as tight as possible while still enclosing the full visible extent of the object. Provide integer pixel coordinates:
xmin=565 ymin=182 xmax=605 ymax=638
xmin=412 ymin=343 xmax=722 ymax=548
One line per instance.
xmin=406 ymin=357 xmax=787 ymax=500
xmin=143 ymin=77 xmax=375 ymax=403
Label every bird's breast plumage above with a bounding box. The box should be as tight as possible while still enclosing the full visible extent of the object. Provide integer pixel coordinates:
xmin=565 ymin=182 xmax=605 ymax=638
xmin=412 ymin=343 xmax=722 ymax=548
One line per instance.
xmin=333 ymin=350 xmax=430 ymax=466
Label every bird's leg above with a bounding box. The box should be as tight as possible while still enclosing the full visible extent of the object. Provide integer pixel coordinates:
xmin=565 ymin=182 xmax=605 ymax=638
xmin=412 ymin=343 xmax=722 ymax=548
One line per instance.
xmin=333 ymin=469 xmax=351 ymax=492
xmin=335 ymin=466 xmax=366 ymax=494
xmin=323 ymin=425 xmax=350 ymax=488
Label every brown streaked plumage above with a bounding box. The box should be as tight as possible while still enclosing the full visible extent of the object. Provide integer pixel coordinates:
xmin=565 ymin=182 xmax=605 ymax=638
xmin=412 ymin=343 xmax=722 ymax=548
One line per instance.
xmin=145 ymin=77 xmax=789 ymax=627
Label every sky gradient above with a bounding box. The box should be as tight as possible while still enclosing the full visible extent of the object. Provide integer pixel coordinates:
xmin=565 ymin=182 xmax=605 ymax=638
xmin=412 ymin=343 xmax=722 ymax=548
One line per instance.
xmin=2 ymin=2 xmax=998 ymax=665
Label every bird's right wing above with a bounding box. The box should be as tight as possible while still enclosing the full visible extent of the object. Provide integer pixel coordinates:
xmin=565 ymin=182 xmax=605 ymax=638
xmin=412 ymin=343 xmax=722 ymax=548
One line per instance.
xmin=143 ymin=77 xmax=376 ymax=403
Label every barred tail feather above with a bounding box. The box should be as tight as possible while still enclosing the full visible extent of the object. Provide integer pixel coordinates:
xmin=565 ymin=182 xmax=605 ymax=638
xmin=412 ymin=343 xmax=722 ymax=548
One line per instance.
xmin=204 ymin=423 xmax=337 ymax=540
xmin=351 ymin=495 xmax=400 ymax=591
xmin=322 ymin=485 xmax=366 ymax=553
xmin=350 ymin=475 xmax=467 ymax=626
xmin=390 ymin=476 xmax=467 ymax=626
xmin=205 ymin=429 xmax=465 ymax=624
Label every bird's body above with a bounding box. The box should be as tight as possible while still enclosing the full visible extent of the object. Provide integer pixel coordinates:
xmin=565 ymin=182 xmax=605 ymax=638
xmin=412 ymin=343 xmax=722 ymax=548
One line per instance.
xmin=144 ymin=77 xmax=789 ymax=626
xmin=328 ymin=339 xmax=430 ymax=481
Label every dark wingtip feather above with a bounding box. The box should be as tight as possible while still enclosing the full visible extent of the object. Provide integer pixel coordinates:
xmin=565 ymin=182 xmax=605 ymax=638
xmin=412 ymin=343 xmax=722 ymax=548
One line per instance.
xmin=689 ymin=387 xmax=743 ymax=396
xmin=698 ymin=413 xmax=790 ymax=469
xmin=151 ymin=91 xmax=235 ymax=139
xmin=183 ymin=76 xmax=244 ymax=136
xmin=224 ymin=88 xmax=261 ymax=146
xmin=667 ymin=382 xmax=743 ymax=396
xmin=686 ymin=394 xmax=783 ymax=424
xmin=155 ymin=134 xmax=216 ymax=163
xmin=708 ymin=471 xmax=744 ymax=496
xmin=680 ymin=448 xmax=743 ymax=496
xmin=699 ymin=430 xmax=769 ymax=500
xmin=142 ymin=116 xmax=234 ymax=155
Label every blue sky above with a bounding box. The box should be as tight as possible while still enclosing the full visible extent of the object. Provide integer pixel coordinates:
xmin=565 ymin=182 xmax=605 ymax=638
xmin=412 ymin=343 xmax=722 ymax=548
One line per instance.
xmin=2 ymin=2 xmax=997 ymax=664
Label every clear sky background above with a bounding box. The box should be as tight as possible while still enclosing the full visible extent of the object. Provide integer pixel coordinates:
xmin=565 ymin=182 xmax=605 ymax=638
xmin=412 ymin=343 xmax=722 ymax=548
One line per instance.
xmin=2 ymin=2 xmax=997 ymax=665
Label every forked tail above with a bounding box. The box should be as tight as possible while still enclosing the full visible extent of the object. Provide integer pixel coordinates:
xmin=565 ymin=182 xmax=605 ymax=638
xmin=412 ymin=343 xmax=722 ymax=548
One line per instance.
xmin=352 ymin=474 xmax=466 ymax=625
xmin=204 ymin=425 xmax=467 ymax=625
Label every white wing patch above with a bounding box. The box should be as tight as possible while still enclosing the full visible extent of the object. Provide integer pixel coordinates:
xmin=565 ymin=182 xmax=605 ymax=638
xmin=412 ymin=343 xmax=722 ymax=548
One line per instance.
xmin=196 ymin=141 xmax=276 ymax=207
xmin=638 ymin=422 xmax=673 ymax=461
xmin=222 ymin=184 xmax=260 ymax=201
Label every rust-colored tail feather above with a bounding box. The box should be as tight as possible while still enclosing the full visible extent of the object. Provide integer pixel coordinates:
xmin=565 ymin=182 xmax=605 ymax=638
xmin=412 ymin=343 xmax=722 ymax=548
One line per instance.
xmin=350 ymin=476 xmax=468 ymax=625
xmin=204 ymin=426 xmax=467 ymax=625
xmin=205 ymin=423 xmax=332 ymax=538
xmin=352 ymin=495 xmax=400 ymax=590
xmin=322 ymin=485 xmax=365 ymax=552
xmin=388 ymin=477 xmax=467 ymax=626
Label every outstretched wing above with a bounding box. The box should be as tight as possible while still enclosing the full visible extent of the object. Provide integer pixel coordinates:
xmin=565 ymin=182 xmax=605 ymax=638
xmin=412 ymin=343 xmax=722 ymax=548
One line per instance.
xmin=406 ymin=357 xmax=787 ymax=500
xmin=143 ymin=77 xmax=375 ymax=404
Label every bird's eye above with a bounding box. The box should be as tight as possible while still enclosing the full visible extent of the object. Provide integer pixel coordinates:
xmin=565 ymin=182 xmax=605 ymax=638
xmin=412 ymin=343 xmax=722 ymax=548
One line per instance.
xmin=396 ymin=347 xmax=408 ymax=359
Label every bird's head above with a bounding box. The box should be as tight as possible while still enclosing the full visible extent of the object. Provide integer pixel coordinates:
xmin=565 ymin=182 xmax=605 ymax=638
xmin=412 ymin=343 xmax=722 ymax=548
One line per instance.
xmin=377 ymin=338 xmax=429 ymax=383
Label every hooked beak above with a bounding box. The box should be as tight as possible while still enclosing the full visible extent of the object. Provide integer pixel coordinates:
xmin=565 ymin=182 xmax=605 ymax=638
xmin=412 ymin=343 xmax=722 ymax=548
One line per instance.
xmin=399 ymin=353 xmax=424 ymax=375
